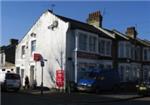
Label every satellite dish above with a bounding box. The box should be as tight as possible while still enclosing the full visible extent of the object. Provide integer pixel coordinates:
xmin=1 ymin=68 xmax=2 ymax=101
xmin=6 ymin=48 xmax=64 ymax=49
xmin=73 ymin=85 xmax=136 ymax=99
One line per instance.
xmin=48 ymin=20 xmax=58 ymax=30
xmin=53 ymin=20 xmax=58 ymax=27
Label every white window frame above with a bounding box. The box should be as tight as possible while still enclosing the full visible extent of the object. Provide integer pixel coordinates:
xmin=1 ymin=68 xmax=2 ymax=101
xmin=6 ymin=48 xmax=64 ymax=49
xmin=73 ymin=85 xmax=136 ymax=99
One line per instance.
xmin=78 ymin=32 xmax=88 ymax=51
xmin=31 ymin=40 xmax=36 ymax=55
xmin=118 ymin=41 xmax=131 ymax=58
xmin=99 ymin=38 xmax=112 ymax=56
xmin=143 ymin=47 xmax=149 ymax=61
xmin=0 ymin=53 xmax=5 ymax=66
xmin=21 ymin=45 xmax=26 ymax=58
xmin=89 ymin=36 xmax=97 ymax=53
xmin=119 ymin=63 xmax=132 ymax=82
xmin=76 ymin=29 xmax=98 ymax=53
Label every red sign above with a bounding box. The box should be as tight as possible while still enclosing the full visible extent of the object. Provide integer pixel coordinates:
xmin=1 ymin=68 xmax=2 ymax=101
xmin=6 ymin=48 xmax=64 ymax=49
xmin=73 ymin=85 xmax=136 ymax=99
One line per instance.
xmin=56 ymin=70 xmax=64 ymax=87
xmin=33 ymin=53 xmax=42 ymax=61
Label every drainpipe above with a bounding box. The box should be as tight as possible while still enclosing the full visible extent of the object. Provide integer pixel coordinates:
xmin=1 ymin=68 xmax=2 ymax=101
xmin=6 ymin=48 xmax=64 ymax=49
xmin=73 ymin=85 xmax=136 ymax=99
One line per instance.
xmin=75 ymin=31 xmax=78 ymax=83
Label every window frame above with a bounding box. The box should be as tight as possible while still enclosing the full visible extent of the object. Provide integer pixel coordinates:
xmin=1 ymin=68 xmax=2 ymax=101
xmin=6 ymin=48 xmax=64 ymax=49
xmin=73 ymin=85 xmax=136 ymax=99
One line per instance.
xmin=78 ymin=33 xmax=88 ymax=51
xmin=31 ymin=40 xmax=36 ymax=55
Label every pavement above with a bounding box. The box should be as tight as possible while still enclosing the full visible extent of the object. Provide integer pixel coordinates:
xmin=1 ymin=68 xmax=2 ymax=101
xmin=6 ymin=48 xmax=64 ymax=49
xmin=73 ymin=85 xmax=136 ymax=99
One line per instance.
xmin=19 ymin=88 xmax=144 ymax=103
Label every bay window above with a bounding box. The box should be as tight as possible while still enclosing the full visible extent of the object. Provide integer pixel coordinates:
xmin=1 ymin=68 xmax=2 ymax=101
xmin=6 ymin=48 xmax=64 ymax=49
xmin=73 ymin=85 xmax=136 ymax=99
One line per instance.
xmin=89 ymin=36 xmax=96 ymax=52
xmin=78 ymin=33 xmax=87 ymax=51
xmin=99 ymin=39 xmax=111 ymax=56
xmin=118 ymin=41 xmax=131 ymax=58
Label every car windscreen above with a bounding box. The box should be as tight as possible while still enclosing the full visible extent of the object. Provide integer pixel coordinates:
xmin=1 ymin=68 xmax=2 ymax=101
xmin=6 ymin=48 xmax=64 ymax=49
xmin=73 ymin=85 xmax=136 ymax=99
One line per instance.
xmin=84 ymin=72 xmax=98 ymax=79
xmin=6 ymin=74 xmax=20 ymax=80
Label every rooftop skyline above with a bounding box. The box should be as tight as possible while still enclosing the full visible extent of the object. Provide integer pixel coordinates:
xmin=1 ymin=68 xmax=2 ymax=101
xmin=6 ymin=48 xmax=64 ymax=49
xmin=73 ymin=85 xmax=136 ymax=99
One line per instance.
xmin=1 ymin=1 xmax=150 ymax=45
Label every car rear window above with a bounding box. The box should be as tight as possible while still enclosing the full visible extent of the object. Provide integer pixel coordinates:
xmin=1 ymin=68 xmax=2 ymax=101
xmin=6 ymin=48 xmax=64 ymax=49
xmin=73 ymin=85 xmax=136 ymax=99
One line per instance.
xmin=6 ymin=73 xmax=20 ymax=80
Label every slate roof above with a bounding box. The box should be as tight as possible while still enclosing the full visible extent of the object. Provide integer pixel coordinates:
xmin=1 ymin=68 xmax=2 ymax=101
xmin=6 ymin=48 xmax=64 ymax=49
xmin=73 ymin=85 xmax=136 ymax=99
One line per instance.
xmin=112 ymin=29 xmax=150 ymax=47
xmin=50 ymin=10 xmax=114 ymax=39
xmin=112 ymin=29 xmax=129 ymax=40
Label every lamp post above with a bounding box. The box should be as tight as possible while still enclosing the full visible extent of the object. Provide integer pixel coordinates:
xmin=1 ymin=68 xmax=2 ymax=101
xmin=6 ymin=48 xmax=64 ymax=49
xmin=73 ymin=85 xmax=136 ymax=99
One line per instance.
xmin=33 ymin=53 xmax=47 ymax=95
xmin=40 ymin=59 xmax=47 ymax=95
xmin=40 ymin=60 xmax=44 ymax=95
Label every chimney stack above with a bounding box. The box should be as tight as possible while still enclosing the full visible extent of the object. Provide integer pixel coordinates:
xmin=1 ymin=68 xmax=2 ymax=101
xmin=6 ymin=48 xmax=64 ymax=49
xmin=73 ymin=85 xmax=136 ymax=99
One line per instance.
xmin=87 ymin=11 xmax=103 ymax=27
xmin=10 ymin=39 xmax=18 ymax=45
xmin=126 ymin=27 xmax=137 ymax=39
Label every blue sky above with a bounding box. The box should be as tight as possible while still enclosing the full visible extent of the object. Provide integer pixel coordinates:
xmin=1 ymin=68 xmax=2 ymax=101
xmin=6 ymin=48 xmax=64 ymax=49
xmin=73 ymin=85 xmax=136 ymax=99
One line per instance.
xmin=1 ymin=1 xmax=150 ymax=45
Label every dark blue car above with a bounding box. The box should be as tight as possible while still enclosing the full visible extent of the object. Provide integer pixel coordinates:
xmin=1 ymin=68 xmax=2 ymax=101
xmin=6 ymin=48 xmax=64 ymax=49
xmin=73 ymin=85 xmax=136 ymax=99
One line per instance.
xmin=77 ymin=69 xmax=120 ymax=93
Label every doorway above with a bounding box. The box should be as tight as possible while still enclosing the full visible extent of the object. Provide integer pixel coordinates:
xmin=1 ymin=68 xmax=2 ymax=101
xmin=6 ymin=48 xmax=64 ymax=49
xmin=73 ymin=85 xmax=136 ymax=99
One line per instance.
xmin=30 ymin=66 xmax=34 ymax=86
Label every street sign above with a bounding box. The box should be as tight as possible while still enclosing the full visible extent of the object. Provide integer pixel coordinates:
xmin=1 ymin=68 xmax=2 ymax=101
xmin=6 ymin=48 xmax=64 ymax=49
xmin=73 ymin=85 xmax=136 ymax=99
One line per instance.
xmin=56 ymin=70 xmax=64 ymax=88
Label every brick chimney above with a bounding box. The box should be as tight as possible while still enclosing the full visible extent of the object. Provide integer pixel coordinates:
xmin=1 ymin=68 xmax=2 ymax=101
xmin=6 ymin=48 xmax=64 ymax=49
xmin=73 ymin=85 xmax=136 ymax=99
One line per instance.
xmin=10 ymin=39 xmax=18 ymax=45
xmin=126 ymin=27 xmax=137 ymax=39
xmin=87 ymin=11 xmax=103 ymax=27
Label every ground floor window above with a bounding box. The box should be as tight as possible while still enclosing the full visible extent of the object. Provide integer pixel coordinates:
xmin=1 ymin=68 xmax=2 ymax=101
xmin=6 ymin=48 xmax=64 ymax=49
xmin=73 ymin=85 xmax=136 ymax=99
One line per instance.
xmin=143 ymin=66 xmax=150 ymax=81
xmin=77 ymin=62 xmax=112 ymax=81
xmin=16 ymin=67 xmax=20 ymax=74
xmin=119 ymin=64 xmax=141 ymax=82
xmin=132 ymin=68 xmax=140 ymax=81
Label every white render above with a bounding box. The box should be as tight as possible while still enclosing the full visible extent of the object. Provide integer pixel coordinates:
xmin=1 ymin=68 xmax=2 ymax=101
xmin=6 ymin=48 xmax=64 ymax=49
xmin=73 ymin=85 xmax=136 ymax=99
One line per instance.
xmin=15 ymin=11 xmax=69 ymax=88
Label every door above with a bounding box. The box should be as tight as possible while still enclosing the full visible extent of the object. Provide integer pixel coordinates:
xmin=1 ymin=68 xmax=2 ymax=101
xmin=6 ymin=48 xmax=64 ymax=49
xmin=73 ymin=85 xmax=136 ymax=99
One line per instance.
xmin=16 ymin=67 xmax=20 ymax=74
xmin=30 ymin=66 xmax=34 ymax=86
xmin=21 ymin=69 xmax=24 ymax=85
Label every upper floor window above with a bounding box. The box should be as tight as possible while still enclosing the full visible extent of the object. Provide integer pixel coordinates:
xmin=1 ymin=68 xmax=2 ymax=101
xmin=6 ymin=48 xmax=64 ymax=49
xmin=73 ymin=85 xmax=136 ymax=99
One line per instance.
xmin=89 ymin=36 xmax=96 ymax=52
xmin=131 ymin=45 xmax=135 ymax=60
xmin=143 ymin=48 xmax=148 ymax=61
xmin=21 ymin=45 xmax=25 ymax=58
xmin=1 ymin=53 xmax=3 ymax=64
xmin=0 ymin=53 xmax=5 ymax=65
xmin=99 ymin=40 xmax=105 ymax=54
xmin=31 ymin=40 xmax=36 ymax=54
xmin=126 ymin=43 xmax=131 ymax=58
xmin=118 ymin=41 xmax=131 ymax=58
xmin=78 ymin=33 xmax=87 ymax=51
xmin=149 ymin=49 xmax=150 ymax=60
xmin=106 ymin=41 xmax=111 ymax=56
xmin=119 ymin=42 xmax=124 ymax=57
xmin=99 ymin=39 xmax=111 ymax=56
xmin=135 ymin=46 xmax=141 ymax=61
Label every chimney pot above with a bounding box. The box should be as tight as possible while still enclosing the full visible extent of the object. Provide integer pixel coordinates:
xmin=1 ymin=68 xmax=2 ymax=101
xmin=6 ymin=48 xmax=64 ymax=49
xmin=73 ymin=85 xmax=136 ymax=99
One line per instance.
xmin=126 ymin=27 xmax=137 ymax=39
xmin=87 ymin=11 xmax=103 ymax=27
xmin=10 ymin=39 xmax=18 ymax=45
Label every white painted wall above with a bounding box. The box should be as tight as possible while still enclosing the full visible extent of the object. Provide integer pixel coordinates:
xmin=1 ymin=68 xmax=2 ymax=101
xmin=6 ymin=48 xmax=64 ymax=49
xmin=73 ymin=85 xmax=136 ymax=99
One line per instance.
xmin=15 ymin=11 xmax=69 ymax=88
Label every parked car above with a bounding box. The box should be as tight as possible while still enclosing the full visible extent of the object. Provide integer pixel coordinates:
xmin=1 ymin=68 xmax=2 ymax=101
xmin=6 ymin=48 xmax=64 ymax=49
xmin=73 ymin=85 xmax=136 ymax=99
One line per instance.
xmin=77 ymin=69 xmax=120 ymax=93
xmin=137 ymin=81 xmax=150 ymax=96
xmin=119 ymin=81 xmax=138 ymax=92
xmin=0 ymin=72 xmax=21 ymax=91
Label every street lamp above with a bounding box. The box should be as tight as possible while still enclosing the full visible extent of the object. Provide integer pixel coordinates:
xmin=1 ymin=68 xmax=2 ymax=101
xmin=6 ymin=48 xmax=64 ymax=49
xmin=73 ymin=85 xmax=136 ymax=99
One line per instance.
xmin=40 ymin=59 xmax=47 ymax=95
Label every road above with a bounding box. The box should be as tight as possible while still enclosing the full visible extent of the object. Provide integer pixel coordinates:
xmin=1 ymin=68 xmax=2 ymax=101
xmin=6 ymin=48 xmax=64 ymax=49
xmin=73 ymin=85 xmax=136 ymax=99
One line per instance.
xmin=1 ymin=92 xmax=150 ymax=105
